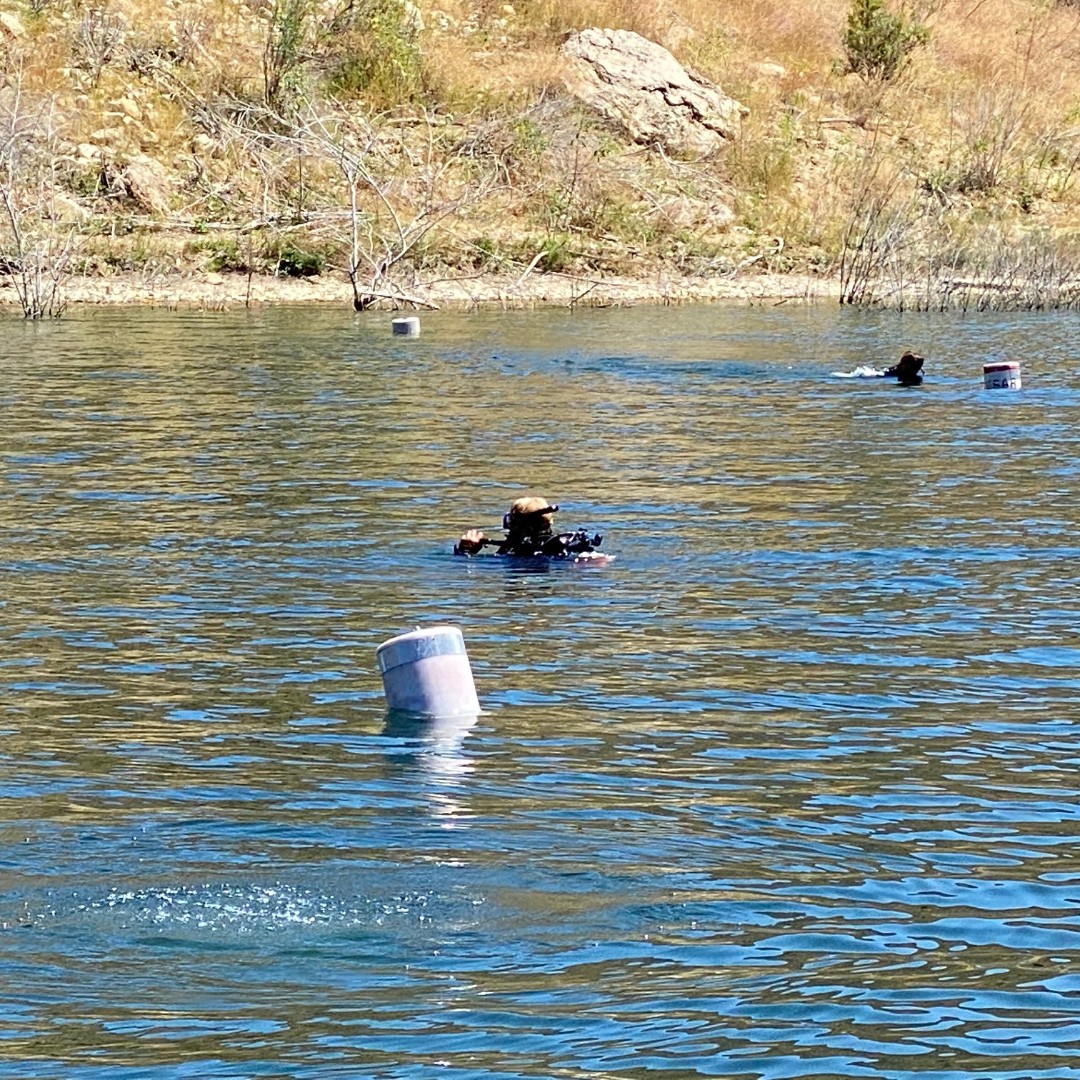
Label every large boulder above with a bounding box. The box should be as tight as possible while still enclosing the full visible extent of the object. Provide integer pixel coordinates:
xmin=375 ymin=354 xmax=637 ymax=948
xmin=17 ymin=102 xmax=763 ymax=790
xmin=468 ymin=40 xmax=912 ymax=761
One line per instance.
xmin=561 ymin=28 xmax=745 ymax=157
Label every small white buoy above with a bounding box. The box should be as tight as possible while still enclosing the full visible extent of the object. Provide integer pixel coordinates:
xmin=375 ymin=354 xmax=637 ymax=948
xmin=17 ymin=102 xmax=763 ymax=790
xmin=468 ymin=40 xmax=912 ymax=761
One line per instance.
xmin=376 ymin=625 xmax=480 ymax=718
xmin=391 ymin=316 xmax=421 ymax=337
xmin=983 ymin=360 xmax=1021 ymax=390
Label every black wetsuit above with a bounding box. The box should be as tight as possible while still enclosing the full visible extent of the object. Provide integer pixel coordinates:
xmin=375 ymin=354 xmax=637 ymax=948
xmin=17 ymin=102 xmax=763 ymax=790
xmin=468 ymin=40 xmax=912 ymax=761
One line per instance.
xmin=455 ymin=528 xmax=603 ymax=557
xmin=493 ymin=529 xmax=602 ymax=557
xmin=883 ymin=356 xmax=924 ymax=385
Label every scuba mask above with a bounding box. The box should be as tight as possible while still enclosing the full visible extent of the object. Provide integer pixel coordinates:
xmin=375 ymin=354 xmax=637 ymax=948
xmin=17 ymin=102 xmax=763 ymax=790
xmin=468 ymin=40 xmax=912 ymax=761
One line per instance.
xmin=504 ymin=504 xmax=559 ymax=532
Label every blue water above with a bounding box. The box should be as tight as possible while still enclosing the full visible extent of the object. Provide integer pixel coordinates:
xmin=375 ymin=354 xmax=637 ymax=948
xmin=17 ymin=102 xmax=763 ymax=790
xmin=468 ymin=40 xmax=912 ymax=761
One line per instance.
xmin=2 ymin=303 xmax=1080 ymax=1078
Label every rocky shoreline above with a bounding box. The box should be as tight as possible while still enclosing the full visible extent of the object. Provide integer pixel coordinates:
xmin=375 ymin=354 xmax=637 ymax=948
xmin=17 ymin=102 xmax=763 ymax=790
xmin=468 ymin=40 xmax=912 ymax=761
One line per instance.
xmin=0 ymin=268 xmax=841 ymax=313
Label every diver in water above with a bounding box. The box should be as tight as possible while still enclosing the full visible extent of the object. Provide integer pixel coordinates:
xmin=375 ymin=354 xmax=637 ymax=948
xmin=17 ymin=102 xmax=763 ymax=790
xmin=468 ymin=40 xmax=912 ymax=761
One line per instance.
xmin=883 ymin=351 xmax=925 ymax=385
xmin=833 ymin=351 xmax=925 ymax=384
xmin=454 ymin=496 xmax=604 ymax=558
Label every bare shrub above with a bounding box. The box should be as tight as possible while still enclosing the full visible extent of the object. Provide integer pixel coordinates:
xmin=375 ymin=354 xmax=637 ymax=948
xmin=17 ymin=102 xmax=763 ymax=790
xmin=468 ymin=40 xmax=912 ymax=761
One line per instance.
xmin=838 ymin=147 xmax=911 ymax=305
xmin=839 ymin=148 xmax=1080 ymax=310
xmin=73 ymin=5 xmax=127 ymax=87
xmin=195 ymin=98 xmax=506 ymax=308
xmin=926 ymin=227 xmax=1080 ymax=311
xmin=0 ymin=82 xmax=81 ymax=318
xmin=919 ymin=85 xmax=1033 ymax=201
xmin=299 ymin=107 xmax=504 ymax=307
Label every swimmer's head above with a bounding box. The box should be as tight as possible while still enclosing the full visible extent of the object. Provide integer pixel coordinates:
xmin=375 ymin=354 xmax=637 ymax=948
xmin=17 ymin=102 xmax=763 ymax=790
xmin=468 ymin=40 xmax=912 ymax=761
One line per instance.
xmin=896 ymin=351 xmax=925 ymax=385
xmin=504 ymin=496 xmax=558 ymax=535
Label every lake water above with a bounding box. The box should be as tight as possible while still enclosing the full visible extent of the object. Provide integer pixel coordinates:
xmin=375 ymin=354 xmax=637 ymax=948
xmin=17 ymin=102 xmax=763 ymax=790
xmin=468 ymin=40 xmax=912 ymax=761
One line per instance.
xmin=2 ymin=302 xmax=1080 ymax=1079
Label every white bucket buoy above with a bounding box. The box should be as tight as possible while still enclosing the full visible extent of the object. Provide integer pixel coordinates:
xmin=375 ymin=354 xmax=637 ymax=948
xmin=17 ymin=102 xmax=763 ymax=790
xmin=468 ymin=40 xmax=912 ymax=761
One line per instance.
xmin=376 ymin=625 xmax=480 ymax=718
xmin=391 ymin=316 xmax=420 ymax=337
xmin=983 ymin=360 xmax=1021 ymax=390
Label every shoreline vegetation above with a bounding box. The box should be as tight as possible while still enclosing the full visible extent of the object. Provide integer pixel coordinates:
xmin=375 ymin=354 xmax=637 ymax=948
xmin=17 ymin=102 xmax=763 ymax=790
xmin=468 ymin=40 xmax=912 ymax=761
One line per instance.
xmin=2 ymin=0 xmax=1080 ymax=318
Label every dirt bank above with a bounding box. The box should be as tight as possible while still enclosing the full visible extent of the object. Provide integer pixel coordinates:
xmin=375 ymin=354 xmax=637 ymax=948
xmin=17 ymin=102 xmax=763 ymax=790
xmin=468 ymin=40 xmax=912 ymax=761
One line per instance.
xmin=0 ymin=268 xmax=842 ymax=314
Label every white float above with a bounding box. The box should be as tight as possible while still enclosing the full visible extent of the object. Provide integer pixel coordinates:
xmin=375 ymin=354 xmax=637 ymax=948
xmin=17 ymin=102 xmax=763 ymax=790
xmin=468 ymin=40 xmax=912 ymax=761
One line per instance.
xmin=391 ymin=316 xmax=421 ymax=337
xmin=983 ymin=360 xmax=1021 ymax=390
xmin=376 ymin=625 xmax=480 ymax=717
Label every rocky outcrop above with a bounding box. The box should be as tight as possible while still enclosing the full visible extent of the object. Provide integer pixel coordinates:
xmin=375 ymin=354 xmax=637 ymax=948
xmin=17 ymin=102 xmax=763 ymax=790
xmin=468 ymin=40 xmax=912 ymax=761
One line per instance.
xmin=107 ymin=153 xmax=173 ymax=215
xmin=561 ymin=28 xmax=746 ymax=157
xmin=0 ymin=10 xmax=26 ymax=37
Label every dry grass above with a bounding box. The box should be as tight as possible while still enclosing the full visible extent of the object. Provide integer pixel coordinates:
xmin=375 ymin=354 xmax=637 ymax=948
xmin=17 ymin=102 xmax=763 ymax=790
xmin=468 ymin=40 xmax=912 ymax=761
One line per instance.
xmin=1 ymin=0 xmax=1079 ymax=309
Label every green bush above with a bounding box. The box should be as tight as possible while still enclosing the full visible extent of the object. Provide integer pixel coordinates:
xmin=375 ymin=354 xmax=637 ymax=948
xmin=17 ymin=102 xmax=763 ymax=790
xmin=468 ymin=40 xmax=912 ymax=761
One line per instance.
xmin=536 ymin=235 xmax=574 ymax=273
xmin=267 ymin=239 xmax=326 ymax=277
xmin=468 ymin=236 xmax=501 ymax=270
xmin=187 ymin=235 xmax=257 ymax=273
xmin=323 ymin=0 xmax=425 ymax=106
xmin=840 ymin=0 xmax=930 ymax=82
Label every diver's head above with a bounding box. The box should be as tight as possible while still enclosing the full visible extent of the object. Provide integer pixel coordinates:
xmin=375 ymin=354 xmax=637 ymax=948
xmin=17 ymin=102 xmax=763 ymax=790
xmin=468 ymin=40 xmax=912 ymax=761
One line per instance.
xmin=897 ymin=351 xmax=925 ymax=377
xmin=504 ymin=496 xmax=558 ymax=537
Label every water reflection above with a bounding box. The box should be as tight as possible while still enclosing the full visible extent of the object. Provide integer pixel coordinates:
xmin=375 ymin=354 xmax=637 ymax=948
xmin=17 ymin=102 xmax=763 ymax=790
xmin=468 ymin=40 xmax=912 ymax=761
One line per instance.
xmin=379 ymin=710 xmax=480 ymax=828
xmin=380 ymin=709 xmax=479 ymax=775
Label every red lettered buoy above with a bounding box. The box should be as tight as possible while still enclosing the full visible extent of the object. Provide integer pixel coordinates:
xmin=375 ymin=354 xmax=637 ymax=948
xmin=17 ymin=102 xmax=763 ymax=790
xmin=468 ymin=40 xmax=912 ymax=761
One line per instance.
xmin=983 ymin=360 xmax=1021 ymax=390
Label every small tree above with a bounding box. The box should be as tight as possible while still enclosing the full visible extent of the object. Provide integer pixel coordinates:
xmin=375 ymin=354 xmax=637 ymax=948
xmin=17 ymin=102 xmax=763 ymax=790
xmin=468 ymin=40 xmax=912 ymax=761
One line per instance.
xmin=840 ymin=0 xmax=931 ymax=82
xmin=264 ymin=0 xmax=310 ymax=113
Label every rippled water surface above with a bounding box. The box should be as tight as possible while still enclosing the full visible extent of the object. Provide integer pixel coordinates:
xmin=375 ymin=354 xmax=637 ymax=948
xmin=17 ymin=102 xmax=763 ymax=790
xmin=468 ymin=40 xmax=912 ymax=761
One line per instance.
xmin=3 ymin=304 xmax=1080 ymax=1079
